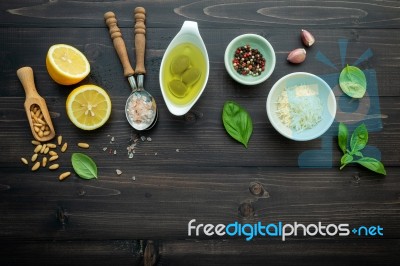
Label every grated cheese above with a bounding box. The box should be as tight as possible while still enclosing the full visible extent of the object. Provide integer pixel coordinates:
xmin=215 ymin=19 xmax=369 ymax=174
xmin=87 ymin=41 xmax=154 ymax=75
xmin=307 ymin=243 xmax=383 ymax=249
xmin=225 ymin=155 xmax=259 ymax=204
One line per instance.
xmin=276 ymin=84 xmax=322 ymax=132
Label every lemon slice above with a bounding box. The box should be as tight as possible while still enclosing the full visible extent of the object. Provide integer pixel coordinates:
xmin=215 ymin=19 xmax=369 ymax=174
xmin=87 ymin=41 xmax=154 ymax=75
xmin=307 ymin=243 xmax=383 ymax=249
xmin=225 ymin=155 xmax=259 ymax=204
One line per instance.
xmin=46 ymin=44 xmax=90 ymax=85
xmin=66 ymin=85 xmax=111 ymax=130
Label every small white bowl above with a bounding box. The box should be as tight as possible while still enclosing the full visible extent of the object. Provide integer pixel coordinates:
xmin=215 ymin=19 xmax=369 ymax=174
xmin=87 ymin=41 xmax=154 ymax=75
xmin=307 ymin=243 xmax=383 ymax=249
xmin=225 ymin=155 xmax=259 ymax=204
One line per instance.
xmin=224 ymin=34 xmax=276 ymax=85
xmin=266 ymin=72 xmax=336 ymax=141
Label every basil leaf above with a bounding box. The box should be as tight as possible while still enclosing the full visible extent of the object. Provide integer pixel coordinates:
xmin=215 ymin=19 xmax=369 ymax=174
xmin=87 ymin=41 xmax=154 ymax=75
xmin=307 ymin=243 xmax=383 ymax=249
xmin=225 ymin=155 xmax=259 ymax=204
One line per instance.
xmin=354 ymin=151 xmax=363 ymax=157
xmin=222 ymin=101 xmax=253 ymax=148
xmin=338 ymin=122 xmax=348 ymax=154
xmin=341 ymin=154 xmax=353 ymax=165
xmin=339 ymin=65 xmax=367 ymax=98
xmin=71 ymin=153 xmax=98 ymax=179
xmin=350 ymin=123 xmax=368 ymax=153
xmin=354 ymin=157 xmax=386 ymax=175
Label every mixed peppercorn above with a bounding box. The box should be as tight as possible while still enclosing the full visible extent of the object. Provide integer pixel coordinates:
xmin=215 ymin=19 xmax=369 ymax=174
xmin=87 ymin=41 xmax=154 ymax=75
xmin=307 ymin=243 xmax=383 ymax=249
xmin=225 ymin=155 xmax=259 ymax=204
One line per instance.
xmin=232 ymin=44 xmax=266 ymax=76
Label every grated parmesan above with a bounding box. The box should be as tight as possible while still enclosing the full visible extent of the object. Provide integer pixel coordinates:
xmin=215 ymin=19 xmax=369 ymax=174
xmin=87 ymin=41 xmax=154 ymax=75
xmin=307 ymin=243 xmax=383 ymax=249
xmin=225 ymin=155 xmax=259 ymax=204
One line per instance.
xmin=276 ymin=84 xmax=322 ymax=132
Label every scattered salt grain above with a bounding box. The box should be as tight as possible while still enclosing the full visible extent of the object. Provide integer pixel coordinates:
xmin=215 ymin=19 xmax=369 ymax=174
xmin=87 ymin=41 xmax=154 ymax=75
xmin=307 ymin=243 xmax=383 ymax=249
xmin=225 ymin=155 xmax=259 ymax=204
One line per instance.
xmin=127 ymin=136 xmax=137 ymax=158
xmin=147 ymin=137 xmax=152 ymax=142
xmin=116 ymin=169 xmax=122 ymax=175
xmin=113 ymin=150 xmax=117 ymax=155
xmin=132 ymin=176 xmax=136 ymax=181
xmin=176 ymin=149 xmax=180 ymax=152
xmin=103 ymin=147 xmax=107 ymax=151
xmin=140 ymin=136 xmax=146 ymax=142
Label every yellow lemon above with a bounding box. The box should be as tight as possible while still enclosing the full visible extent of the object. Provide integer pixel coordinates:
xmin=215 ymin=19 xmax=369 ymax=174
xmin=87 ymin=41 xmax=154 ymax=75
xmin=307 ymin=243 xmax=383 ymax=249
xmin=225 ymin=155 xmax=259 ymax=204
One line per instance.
xmin=46 ymin=44 xmax=90 ymax=85
xmin=66 ymin=85 xmax=111 ymax=130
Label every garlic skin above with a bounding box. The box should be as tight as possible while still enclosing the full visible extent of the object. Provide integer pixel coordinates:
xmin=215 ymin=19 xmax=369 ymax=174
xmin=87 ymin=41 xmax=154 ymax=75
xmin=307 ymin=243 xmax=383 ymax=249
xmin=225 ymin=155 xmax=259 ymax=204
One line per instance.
xmin=301 ymin=29 xmax=315 ymax=47
xmin=287 ymin=48 xmax=306 ymax=64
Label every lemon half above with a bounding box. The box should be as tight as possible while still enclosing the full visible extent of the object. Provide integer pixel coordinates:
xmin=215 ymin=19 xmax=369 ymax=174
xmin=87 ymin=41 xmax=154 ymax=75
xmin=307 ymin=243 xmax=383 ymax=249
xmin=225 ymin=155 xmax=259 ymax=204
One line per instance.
xmin=46 ymin=44 xmax=90 ymax=85
xmin=66 ymin=85 xmax=111 ymax=130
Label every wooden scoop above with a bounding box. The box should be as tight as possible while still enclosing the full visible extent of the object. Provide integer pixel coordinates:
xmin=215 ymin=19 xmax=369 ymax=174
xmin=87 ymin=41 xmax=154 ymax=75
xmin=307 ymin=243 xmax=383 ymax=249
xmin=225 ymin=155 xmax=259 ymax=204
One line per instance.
xmin=17 ymin=67 xmax=55 ymax=142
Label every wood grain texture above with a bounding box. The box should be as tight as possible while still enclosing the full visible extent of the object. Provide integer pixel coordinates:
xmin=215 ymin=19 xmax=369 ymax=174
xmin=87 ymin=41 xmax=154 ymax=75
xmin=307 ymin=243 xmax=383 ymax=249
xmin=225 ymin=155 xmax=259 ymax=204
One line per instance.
xmin=1 ymin=0 xmax=399 ymax=265
xmin=2 ymin=0 xmax=400 ymax=28
xmin=0 ymin=239 xmax=399 ymax=266
xmin=0 ymin=166 xmax=399 ymax=240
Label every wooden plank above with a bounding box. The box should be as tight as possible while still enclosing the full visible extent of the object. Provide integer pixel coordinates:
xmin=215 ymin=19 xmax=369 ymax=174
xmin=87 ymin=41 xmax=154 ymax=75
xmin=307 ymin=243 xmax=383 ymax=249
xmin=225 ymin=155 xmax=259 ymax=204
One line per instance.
xmin=159 ymin=239 xmax=400 ymax=266
xmin=0 ymin=239 xmax=399 ymax=265
xmin=0 ymin=240 xmax=144 ymax=265
xmin=0 ymin=167 xmax=398 ymax=239
xmin=1 ymin=0 xmax=400 ymax=29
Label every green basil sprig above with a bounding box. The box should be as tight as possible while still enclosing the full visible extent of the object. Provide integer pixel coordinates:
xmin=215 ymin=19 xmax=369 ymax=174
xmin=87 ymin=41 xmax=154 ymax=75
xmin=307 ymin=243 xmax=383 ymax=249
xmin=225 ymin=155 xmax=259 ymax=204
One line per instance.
xmin=339 ymin=65 xmax=367 ymax=98
xmin=71 ymin=153 xmax=98 ymax=179
xmin=338 ymin=123 xmax=386 ymax=175
xmin=222 ymin=101 xmax=253 ymax=148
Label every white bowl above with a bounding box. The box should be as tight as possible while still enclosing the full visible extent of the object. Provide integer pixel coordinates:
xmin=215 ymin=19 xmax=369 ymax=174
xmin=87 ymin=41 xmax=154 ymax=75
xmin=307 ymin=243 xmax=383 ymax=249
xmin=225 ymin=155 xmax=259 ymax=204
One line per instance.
xmin=266 ymin=72 xmax=336 ymax=141
xmin=159 ymin=21 xmax=209 ymax=116
xmin=224 ymin=34 xmax=276 ymax=85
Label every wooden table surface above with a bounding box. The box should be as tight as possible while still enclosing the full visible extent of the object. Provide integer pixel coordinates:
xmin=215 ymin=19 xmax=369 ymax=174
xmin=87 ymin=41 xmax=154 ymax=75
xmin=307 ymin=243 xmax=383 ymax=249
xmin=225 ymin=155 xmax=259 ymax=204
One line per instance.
xmin=1 ymin=0 xmax=399 ymax=265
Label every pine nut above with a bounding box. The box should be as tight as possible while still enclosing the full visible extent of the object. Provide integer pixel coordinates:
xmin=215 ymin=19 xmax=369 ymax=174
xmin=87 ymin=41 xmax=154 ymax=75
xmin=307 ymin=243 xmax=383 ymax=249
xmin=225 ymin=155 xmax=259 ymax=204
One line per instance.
xmin=78 ymin=142 xmax=89 ymax=149
xmin=61 ymin=142 xmax=68 ymax=153
xmin=49 ymin=155 xmax=58 ymax=162
xmin=31 ymin=153 xmax=38 ymax=162
xmin=30 ymin=105 xmax=50 ymax=140
xmin=31 ymin=140 xmax=41 ymax=145
xmin=44 ymin=147 xmax=50 ymax=154
xmin=59 ymin=172 xmax=71 ymax=181
xmin=40 ymin=144 xmax=47 ymax=153
xmin=49 ymin=151 xmax=57 ymax=156
xmin=31 ymin=161 xmax=40 ymax=171
xmin=21 ymin=157 xmax=28 ymax=165
xmin=46 ymin=143 xmax=56 ymax=149
xmin=34 ymin=144 xmax=42 ymax=153
xmin=49 ymin=164 xmax=59 ymax=170
xmin=37 ymin=118 xmax=46 ymax=125
xmin=57 ymin=135 xmax=62 ymax=146
xmin=42 ymin=157 xmax=47 ymax=167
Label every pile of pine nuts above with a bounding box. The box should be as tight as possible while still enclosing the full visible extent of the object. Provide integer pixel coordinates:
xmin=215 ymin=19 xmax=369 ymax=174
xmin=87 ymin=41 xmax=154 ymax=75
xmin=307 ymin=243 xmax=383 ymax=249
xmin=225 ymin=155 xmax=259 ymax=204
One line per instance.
xmin=20 ymin=135 xmax=90 ymax=181
xmin=30 ymin=104 xmax=51 ymax=138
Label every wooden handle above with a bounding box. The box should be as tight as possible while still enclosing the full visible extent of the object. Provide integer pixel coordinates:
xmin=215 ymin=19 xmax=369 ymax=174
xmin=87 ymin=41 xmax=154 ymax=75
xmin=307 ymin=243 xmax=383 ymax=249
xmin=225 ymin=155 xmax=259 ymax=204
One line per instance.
xmin=104 ymin=11 xmax=135 ymax=77
xmin=17 ymin=67 xmax=39 ymax=99
xmin=134 ymin=7 xmax=146 ymax=75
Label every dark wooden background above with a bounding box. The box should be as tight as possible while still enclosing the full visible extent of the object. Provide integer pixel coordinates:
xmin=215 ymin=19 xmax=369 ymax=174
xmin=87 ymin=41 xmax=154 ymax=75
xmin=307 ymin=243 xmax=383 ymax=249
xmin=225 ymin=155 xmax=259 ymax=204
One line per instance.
xmin=1 ymin=0 xmax=399 ymax=265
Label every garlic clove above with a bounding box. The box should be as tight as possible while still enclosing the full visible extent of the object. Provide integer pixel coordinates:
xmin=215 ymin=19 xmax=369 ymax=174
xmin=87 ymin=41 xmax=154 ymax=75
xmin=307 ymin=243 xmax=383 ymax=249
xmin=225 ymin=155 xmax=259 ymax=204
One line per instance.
xmin=287 ymin=48 xmax=306 ymax=64
xmin=301 ymin=29 xmax=315 ymax=47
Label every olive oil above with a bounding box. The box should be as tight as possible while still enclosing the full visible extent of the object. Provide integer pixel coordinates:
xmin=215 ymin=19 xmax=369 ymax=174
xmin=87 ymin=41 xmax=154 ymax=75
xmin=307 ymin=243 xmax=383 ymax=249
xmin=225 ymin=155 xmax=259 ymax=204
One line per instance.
xmin=161 ymin=43 xmax=207 ymax=106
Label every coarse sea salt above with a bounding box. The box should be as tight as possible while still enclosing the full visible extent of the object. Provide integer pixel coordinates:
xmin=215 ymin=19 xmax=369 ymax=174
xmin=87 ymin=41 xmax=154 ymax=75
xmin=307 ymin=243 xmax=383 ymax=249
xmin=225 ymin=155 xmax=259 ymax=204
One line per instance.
xmin=126 ymin=94 xmax=156 ymax=130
